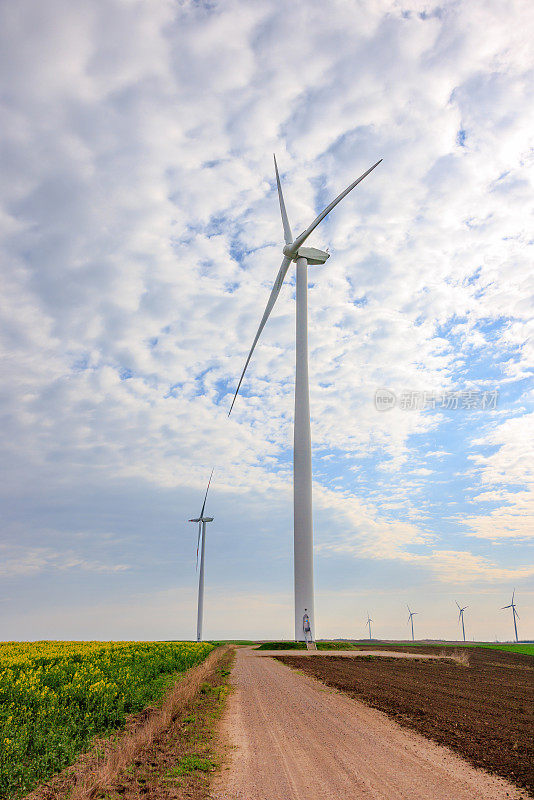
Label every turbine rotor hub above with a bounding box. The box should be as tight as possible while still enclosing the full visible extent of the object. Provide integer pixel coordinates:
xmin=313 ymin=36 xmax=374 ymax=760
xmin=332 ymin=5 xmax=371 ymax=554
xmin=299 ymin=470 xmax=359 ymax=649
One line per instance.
xmin=283 ymin=243 xmax=297 ymax=259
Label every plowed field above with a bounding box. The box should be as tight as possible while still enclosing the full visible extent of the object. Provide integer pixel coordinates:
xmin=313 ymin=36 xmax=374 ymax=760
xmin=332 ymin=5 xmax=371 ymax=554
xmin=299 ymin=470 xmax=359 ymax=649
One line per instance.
xmin=276 ymin=647 xmax=533 ymax=795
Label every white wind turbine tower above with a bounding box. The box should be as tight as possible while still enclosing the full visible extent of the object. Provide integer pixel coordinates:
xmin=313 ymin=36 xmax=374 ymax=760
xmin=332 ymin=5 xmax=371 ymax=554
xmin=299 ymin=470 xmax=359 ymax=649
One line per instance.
xmin=501 ymin=589 xmax=520 ymax=643
xmin=366 ymin=611 xmax=373 ymax=641
xmin=189 ymin=469 xmax=214 ymax=642
xmin=456 ymin=601 xmax=468 ymax=642
xmin=229 ymin=155 xmax=382 ymax=641
xmin=407 ymin=605 xmax=417 ymax=642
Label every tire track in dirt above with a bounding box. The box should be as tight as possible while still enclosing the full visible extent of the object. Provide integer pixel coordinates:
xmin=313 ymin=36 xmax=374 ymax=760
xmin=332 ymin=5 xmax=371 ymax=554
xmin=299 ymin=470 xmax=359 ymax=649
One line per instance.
xmin=212 ymin=648 xmax=526 ymax=800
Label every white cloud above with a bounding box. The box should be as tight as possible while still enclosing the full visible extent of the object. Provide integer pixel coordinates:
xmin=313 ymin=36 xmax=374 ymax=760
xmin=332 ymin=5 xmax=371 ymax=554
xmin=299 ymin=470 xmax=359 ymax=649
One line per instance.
xmin=0 ymin=544 xmax=129 ymax=577
xmin=462 ymin=413 xmax=534 ymax=540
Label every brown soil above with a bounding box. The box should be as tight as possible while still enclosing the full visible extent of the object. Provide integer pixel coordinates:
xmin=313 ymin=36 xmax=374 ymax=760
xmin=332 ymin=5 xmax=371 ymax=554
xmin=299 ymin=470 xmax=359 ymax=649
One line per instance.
xmin=277 ymin=646 xmax=534 ymax=795
xmin=26 ymin=647 xmax=234 ymax=800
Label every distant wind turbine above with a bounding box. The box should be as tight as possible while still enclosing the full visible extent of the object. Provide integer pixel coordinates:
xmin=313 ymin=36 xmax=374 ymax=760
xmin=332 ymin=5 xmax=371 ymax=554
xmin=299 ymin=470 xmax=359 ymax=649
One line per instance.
xmin=456 ymin=601 xmax=468 ymax=642
xmin=189 ymin=469 xmax=214 ymax=642
xmin=501 ymin=589 xmax=520 ymax=643
xmin=366 ymin=611 xmax=373 ymax=641
xmin=407 ymin=605 xmax=417 ymax=642
xmin=229 ymin=155 xmax=382 ymax=640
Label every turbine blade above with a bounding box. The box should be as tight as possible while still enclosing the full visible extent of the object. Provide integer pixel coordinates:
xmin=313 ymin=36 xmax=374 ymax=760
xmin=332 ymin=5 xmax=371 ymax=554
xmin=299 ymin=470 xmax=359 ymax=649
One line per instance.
xmin=292 ymin=159 xmax=382 ymax=251
xmin=458 ymin=610 xmax=462 ymax=621
xmin=228 ymin=255 xmax=292 ymax=415
xmin=456 ymin=601 xmax=461 ymax=610
xmin=195 ymin=521 xmax=202 ymax=570
xmin=502 ymin=605 xmax=512 ymax=609
xmin=514 ymin=609 xmax=520 ymax=619
xmin=199 ymin=468 xmax=214 ymax=518
xmin=512 ymin=589 xmax=515 ymax=603
xmin=274 ymin=155 xmax=293 ymax=246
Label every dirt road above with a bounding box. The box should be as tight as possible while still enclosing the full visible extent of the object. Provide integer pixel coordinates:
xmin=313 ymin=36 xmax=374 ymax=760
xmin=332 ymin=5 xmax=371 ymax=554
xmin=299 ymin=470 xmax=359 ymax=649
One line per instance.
xmin=212 ymin=648 xmax=525 ymax=800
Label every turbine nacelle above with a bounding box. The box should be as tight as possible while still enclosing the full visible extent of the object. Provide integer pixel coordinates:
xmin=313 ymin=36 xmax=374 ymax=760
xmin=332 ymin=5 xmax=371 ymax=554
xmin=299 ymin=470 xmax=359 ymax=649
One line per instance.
xmin=189 ymin=517 xmax=214 ymax=523
xmin=283 ymin=244 xmax=330 ymax=265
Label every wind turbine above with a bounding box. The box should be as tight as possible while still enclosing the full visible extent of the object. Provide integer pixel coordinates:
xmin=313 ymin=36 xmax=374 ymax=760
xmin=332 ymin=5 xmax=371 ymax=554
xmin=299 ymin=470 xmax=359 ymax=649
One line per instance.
xmin=189 ymin=469 xmax=214 ymax=642
xmin=366 ymin=611 xmax=373 ymax=641
xmin=501 ymin=589 xmax=520 ymax=643
xmin=229 ymin=155 xmax=382 ymax=641
xmin=407 ymin=605 xmax=417 ymax=642
xmin=456 ymin=601 xmax=468 ymax=642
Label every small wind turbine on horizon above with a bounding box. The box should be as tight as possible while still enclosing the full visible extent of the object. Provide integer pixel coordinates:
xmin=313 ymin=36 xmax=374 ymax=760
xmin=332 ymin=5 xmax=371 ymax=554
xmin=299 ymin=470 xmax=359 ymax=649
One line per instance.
xmin=407 ymin=605 xmax=417 ymax=642
xmin=188 ymin=469 xmax=214 ymax=642
xmin=366 ymin=611 xmax=373 ymax=641
xmin=456 ymin=601 xmax=468 ymax=642
xmin=501 ymin=589 xmax=520 ymax=643
xmin=228 ymin=154 xmax=382 ymax=641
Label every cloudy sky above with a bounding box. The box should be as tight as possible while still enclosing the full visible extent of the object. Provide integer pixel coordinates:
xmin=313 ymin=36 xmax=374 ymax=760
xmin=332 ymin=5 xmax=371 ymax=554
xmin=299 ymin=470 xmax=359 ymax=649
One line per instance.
xmin=1 ymin=0 xmax=532 ymax=642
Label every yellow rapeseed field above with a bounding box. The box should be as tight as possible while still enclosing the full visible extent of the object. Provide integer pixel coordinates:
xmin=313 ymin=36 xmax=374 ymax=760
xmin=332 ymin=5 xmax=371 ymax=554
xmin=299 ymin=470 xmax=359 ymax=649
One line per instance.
xmin=0 ymin=640 xmax=213 ymax=799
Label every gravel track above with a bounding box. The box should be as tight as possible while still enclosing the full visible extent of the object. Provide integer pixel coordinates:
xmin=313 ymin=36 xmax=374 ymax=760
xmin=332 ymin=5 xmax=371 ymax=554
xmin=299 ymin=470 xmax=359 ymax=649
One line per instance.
xmin=212 ymin=647 xmax=525 ymax=800
xmin=255 ymin=648 xmax=444 ymax=658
